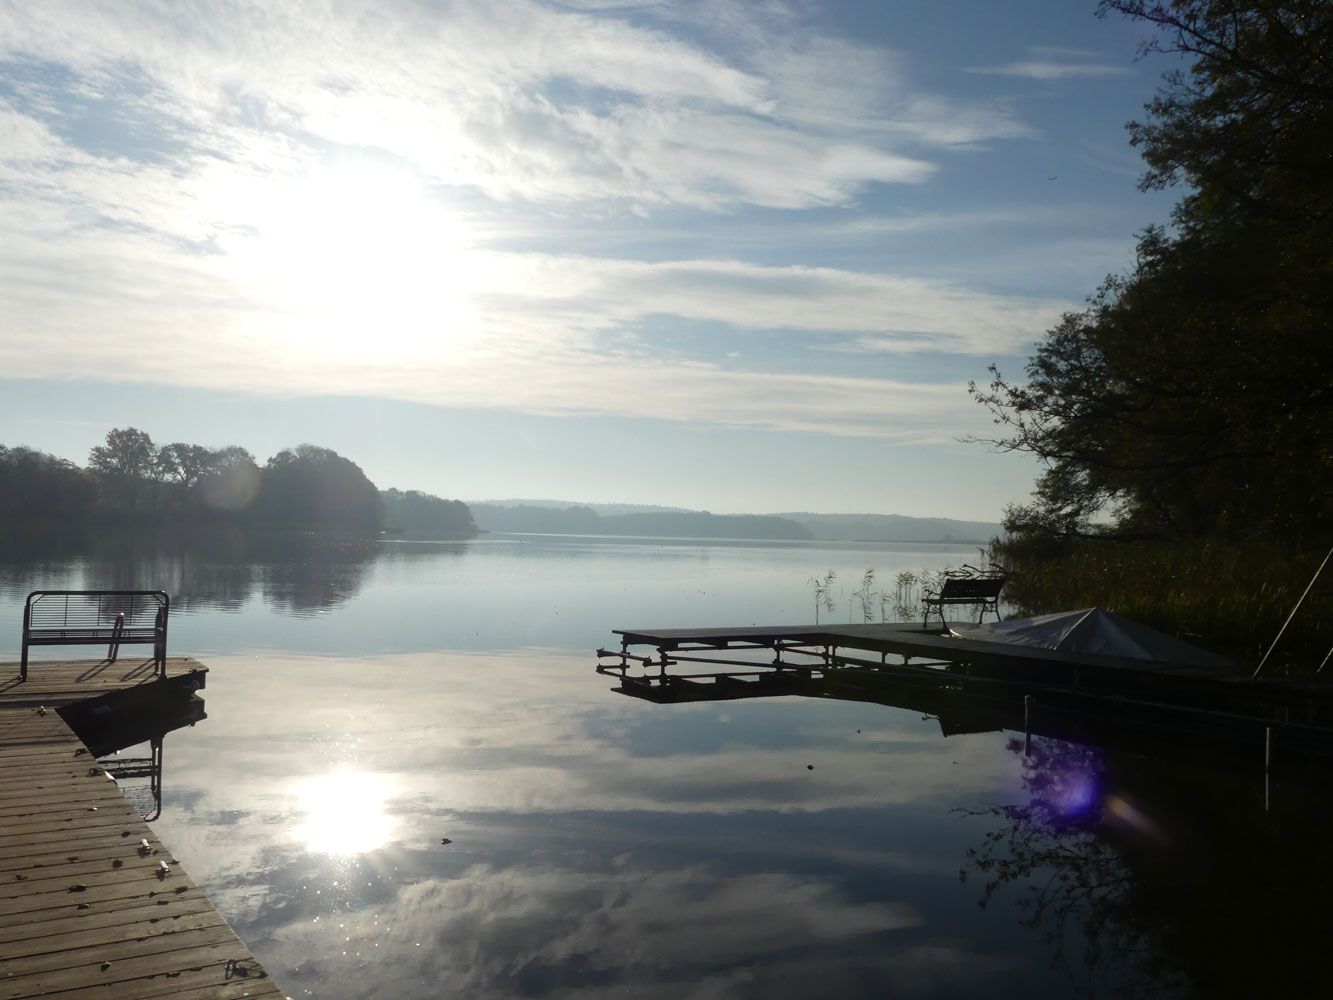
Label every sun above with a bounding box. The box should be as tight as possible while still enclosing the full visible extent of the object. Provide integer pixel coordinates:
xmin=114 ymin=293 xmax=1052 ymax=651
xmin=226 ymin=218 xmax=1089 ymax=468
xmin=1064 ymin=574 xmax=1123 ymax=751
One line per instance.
xmin=225 ymin=160 xmax=485 ymax=362
xmin=292 ymin=771 xmax=397 ymax=856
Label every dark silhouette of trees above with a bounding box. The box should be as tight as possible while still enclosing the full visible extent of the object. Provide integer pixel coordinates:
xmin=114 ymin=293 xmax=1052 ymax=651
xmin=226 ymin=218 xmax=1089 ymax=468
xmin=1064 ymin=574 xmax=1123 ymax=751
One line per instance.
xmin=88 ymin=427 xmax=162 ymax=512
xmin=3 ymin=429 xmax=473 ymax=543
xmin=381 ymin=488 xmax=478 ymax=539
xmin=251 ymin=445 xmax=384 ymax=534
xmin=88 ymin=427 xmax=158 ymax=479
xmin=0 ymin=445 xmax=95 ymax=525
xmin=972 ymin=0 xmax=1332 ymax=544
xmin=468 ymin=503 xmax=813 ymax=540
xmin=193 ymin=446 xmax=261 ymax=515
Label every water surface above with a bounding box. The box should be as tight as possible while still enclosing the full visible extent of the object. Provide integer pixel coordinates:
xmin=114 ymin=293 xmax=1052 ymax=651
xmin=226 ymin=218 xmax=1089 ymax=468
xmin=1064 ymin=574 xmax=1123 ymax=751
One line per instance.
xmin=2 ymin=535 xmax=1325 ymax=998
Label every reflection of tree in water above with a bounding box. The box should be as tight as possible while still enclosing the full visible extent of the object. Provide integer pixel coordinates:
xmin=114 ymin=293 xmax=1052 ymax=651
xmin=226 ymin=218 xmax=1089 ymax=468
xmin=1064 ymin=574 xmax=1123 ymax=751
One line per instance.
xmin=960 ymin=737 xmax=1186 ymax=998
xmin=256 ymin=535 xmax=379 ymax=614
xmin=0 ymin=529 xmax=380 ymax=615
xmin=960 ymin=735 xmax=1332 ymax=998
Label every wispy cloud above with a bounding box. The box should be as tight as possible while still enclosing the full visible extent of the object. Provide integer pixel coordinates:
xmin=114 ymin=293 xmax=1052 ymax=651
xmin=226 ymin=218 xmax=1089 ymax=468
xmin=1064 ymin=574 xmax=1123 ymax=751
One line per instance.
xmin=0 ymin=1 xmax=1068 ymax=446
xmin=968 ymin=46 xmax=1131 ymax=80
xmin=0 ymin=1 xmax=1031 ymax=211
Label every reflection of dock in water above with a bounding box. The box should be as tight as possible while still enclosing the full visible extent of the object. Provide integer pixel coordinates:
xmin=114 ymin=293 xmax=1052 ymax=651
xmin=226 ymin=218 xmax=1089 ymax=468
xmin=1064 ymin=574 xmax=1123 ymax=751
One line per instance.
xmin=0 ymin=657 xmax=282 ymax=999
xmin=599 ymin=623 xmax=1333 ymax=762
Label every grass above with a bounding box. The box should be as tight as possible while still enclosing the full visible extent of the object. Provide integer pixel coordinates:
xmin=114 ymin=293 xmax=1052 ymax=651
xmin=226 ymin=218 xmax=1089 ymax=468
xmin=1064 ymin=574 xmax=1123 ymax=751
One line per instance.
xmin=992 ymin=537 xmax=1331 ymax=678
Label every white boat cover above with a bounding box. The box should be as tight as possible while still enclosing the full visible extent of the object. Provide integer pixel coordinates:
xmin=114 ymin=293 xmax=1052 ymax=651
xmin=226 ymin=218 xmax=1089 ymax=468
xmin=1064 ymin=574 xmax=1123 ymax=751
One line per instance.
xmin=949 ymin=607 xmax=1233 ymax=668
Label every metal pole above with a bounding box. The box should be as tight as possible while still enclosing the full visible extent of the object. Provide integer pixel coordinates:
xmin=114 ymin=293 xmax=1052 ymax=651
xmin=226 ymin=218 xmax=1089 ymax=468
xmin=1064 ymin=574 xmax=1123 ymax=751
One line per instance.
xmin=1254 ymin=546 xmax=1333 ymax=679
xmin=1024 ymin=695 xmax=1033 ymax=756
xmin=1315 ymin=644 xmax=1333 ymax=675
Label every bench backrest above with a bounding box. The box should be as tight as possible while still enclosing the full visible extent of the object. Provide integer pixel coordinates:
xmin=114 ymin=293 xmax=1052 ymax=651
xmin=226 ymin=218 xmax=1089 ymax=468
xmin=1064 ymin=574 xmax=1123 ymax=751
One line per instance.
xmin=937 ymin=577 xmax=1006 ymax=601
xmin=24 ymin=590 xmax=169 ymax=633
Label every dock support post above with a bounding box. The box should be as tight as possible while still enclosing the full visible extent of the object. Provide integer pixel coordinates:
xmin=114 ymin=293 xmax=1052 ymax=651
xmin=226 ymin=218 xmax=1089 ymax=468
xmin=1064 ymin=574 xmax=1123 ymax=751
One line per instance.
xmin=1023 ymin=695 xmax=1033 ymax=756
xmin=1265 ymin=726 xmax=1273 ymax=812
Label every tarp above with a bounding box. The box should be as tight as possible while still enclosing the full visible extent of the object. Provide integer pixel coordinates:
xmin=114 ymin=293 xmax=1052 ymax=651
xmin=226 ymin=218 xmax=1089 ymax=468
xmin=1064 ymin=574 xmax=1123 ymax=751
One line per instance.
xmin=948 ymin=607 xmax=1234 ymax=668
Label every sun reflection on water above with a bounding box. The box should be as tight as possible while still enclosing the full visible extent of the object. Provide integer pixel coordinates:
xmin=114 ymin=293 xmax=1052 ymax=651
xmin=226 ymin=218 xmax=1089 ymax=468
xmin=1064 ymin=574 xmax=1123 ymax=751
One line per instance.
xmin=293 ymin=771 xmax=397 ymax=856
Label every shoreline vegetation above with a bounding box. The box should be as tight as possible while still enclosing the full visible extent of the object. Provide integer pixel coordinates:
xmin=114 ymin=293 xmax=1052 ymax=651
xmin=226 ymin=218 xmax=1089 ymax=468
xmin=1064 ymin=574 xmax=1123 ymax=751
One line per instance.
xmin=1 ymin=431 xmax=478 ymax=542
xmin=967 ymin=2 xmax=1332 ymax=680
xmin=1 ymin=430 xmax=1003 ymax=548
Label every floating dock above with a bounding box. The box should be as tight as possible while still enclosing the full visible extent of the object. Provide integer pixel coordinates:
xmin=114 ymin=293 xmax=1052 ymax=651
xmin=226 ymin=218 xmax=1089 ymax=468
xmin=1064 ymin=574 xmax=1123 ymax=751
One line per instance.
xmin=599 ymin=623 xmax=1333 ymax=756
xmin=0 ymin=657 xmax=282 ymax=999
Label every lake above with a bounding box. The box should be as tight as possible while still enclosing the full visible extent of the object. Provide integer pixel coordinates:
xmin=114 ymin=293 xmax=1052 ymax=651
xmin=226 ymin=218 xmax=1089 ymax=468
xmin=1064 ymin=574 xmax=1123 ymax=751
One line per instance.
xmin=1 ymin=534 xmax=1327 ymax=998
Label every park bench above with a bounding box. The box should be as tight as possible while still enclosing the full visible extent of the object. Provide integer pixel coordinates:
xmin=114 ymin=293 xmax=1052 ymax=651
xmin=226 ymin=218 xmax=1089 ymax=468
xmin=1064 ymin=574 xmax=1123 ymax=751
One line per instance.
xmin=922 ymin=575 xmax=1006 ymax=628
xmin=21 ymin=590 xmax=169 ymax=681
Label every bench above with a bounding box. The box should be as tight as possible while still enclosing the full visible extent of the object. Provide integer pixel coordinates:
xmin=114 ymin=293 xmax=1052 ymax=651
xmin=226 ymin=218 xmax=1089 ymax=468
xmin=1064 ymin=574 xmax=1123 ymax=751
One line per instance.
xmin=922 ymin=576 xmax=1006 ymax=628
xmin=21 ymin=590 xmax=169 ymax=681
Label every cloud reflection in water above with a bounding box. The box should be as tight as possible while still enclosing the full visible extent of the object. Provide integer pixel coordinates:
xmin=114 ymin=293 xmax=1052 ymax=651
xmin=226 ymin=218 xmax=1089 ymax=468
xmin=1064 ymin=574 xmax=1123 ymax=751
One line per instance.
xmin=149 ymin=650 xmax=1052 ymax=998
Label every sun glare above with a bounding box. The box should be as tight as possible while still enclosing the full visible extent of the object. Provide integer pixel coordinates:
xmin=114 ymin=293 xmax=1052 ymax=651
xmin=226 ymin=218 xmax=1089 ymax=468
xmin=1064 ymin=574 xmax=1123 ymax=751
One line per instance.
xmin=226 ymin=161 xmax=485 ymax=361
xmin=293 ymin=771 xmax=397 ymax=856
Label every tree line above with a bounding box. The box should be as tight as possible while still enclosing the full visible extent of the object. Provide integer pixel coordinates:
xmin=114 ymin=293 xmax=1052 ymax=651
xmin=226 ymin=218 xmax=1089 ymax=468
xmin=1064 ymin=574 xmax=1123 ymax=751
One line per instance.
xmin=0 ymin=428 xmax=476 ymax=540
xmin=971 ymin=1 xmax=1331 ymax=669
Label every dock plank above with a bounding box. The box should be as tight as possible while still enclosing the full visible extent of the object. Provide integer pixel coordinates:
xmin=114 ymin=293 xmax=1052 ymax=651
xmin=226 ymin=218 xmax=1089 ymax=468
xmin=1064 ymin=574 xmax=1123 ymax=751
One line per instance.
xmin=0 ymin=659 xmax=280 ymax=1000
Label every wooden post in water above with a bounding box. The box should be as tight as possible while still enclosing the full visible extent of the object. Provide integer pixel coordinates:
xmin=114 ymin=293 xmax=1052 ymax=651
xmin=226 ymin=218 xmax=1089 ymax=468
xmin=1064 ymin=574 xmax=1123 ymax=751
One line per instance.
xmin=1265 ymin=726 xmax=1273 ymax=812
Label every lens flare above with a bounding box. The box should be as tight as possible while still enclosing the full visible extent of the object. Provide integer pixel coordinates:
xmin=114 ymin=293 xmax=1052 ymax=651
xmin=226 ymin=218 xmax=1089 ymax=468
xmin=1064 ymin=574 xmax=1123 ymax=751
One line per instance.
xmin=1105 ymin=794 xmax=1166 ymax=843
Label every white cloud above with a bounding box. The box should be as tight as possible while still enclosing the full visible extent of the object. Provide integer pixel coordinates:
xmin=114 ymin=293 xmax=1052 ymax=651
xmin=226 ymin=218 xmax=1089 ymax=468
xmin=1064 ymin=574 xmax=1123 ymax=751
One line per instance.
xmin=0 ymin=198 xmax=1069 ymax=438
xmin=0 ymin=0 xmax=1067 ymax=445
xmin=0 ymin=0 xmax=1030 ymax=210
xmin=969 ymin=60 xmax=1131 ymax=80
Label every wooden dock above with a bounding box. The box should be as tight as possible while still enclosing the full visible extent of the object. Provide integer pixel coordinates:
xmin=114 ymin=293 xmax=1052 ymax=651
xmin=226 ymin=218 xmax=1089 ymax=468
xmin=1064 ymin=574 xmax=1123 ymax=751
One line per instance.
xmin=601 ymin=622 xmax=1333 ymax=746
xmin=0 ymin=657 xmax=283 ymax=999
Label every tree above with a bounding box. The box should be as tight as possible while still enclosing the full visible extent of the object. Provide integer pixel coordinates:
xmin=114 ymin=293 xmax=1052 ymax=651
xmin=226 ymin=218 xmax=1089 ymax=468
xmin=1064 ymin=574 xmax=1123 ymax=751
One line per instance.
xmin=156 ymin=443 xmax=215 ymax=489
xmin=88 ymin=427 xmax=158 ymax=480
xmin=0 ymin=445 xmax=95 ymax=524
xmin=380 ymin=488 xmax=478 ymax=539
xmin=972 ymin=1 xmax=1333 ymax=543
xmin=253 ymin=445 xmax=384 ymax=534
xmin=193 ymin=446 xmax=262 ymax=514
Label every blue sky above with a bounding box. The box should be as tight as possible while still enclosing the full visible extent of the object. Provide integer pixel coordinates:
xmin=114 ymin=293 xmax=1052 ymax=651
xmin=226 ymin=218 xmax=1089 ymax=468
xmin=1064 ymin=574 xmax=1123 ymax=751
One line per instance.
xmin=0 ymin=0 xmax=1181 ymax=519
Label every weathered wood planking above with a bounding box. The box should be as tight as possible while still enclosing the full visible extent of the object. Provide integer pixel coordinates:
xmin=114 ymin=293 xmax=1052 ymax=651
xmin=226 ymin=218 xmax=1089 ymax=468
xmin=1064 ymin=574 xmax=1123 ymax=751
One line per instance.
xmin=0 ymin=657 xmax=205 ymax=710
xmin=0 ymin=661 xmax=283 ymax=999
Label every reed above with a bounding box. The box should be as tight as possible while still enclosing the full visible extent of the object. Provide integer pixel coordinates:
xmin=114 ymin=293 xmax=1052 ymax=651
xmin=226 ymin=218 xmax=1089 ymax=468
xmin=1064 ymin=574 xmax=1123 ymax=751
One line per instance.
xmin=992 ymin=537 xmax=1331 ymax=676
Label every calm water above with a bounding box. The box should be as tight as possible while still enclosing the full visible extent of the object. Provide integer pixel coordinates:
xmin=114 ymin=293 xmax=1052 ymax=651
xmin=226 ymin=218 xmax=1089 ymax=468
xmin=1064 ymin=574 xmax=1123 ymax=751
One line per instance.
xmin=2 ymin=535 xmax=1327 ymax=998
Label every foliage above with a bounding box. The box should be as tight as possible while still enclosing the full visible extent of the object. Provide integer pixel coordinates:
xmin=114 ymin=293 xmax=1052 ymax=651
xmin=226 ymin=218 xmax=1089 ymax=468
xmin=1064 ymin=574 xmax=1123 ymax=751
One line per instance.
xmin=808 ymin=569 xmax=836 ymax=624
xmin=0 ymin=445 xmax=95 ymax=524
xmin=972 ymin=0 xmax=1333 ymax=544
xmin=805 ymin=558 xmax=1002 ymax=625
xmin=382 ymin=488 xmax=478 ymax=539
xmin=993 ymin=535 xmax=1329 ymax=672
xmin=850 ymin=569 xmax=876 ymax=623
xmin=2 ymin=428 xmax=473 ymax=543
xmin=253 ymin=445 xmax=384 ymax=534
xmin=88 ymin=427 xmax=159 ymax=480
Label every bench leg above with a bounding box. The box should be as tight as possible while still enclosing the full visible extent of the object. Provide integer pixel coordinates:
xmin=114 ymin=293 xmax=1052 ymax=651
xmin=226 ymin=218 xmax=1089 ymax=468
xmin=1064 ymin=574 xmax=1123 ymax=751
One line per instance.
xmin=20 ymin=644 xmax=28 ymax=683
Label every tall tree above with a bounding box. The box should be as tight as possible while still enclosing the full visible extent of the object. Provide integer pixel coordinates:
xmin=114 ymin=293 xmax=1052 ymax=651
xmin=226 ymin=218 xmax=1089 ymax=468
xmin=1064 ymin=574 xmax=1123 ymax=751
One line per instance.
xmin=254 ymin=445 xmax=384 ymax=534
xmin=973 ymin=0 xmax=1333 ymax=542
xmin=157 ymin=443 xmax=215 ymax=489
xmin=88 ymin=427 xmax=158 ymax=480
xmin=87 ymin=427 xmax=162 ymax=513
xmin=0 ymin=445 xmax=95 ymax=524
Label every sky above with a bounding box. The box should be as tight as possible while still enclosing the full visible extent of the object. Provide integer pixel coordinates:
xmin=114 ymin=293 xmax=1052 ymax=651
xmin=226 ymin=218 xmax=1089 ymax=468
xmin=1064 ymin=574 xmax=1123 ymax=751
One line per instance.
xmin=0 ymin=0 xmax=1183 ymax=520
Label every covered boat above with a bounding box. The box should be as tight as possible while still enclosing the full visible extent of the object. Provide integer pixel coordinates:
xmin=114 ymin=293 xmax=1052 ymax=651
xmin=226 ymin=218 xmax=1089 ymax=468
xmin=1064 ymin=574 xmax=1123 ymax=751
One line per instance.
xmin=949 ymin=607 xmax=1234 ymax=669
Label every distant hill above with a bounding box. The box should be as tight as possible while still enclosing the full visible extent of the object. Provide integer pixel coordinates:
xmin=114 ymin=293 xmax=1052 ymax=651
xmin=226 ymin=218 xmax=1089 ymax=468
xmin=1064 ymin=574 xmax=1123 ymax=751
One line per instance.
xmin=778 ymin=512 xmax=1002 ymax=543
xmin=468 ymin=501 xmax=1000 ymax=543
xmin=470 ymin=503 xmax=812 ymax=540
xmin=471 ymin=499 xmax=691 ymax=517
